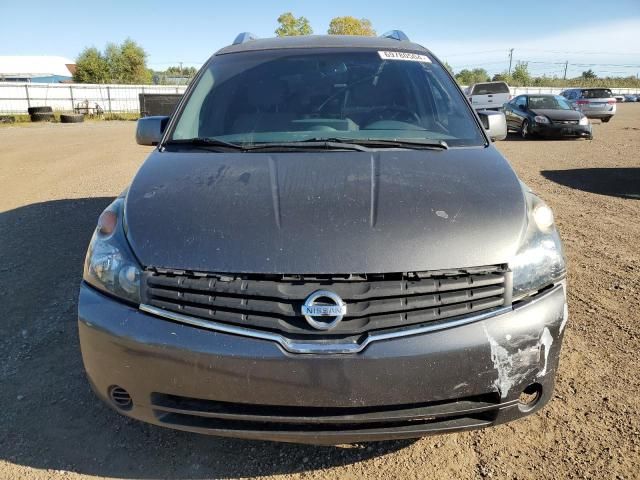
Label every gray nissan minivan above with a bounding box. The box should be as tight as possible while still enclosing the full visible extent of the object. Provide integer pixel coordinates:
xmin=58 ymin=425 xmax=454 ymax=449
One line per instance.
xmin=78 ymin=32 xmax=568 ymax=444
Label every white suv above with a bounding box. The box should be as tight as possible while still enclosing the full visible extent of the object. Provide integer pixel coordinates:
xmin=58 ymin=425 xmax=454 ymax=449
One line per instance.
xmin=465 ymin=81 xmax=511 ymax=110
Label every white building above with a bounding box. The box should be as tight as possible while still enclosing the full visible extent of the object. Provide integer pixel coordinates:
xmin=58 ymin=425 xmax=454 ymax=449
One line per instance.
xmin=0 ymin=56 xmax=75 ymax=83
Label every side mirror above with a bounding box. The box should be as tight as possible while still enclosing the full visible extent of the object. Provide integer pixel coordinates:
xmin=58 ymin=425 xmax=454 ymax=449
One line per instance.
xmin=136 ymin=116 xmax=170 ymax=146
xmin=477 ymin=110 xmax=507 ymax=141
xmin=518 ymin=104 xmax=526 ymax=111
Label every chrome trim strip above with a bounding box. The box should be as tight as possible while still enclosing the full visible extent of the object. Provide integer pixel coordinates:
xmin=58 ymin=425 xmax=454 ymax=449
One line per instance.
xmin=141 ymin=302 xmax=517 ymax=355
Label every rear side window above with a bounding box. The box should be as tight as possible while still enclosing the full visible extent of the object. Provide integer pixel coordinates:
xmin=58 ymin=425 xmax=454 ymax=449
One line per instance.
xmin=581 ymin=89 xmax=613 ymax=99
xmin=471 ymin=82 xmax=510 ymax=95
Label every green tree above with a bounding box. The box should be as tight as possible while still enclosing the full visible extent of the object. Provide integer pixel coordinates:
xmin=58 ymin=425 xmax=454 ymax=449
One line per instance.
xmin=73 ymin=47 xmax=109 ymax=83
xmin=455 ymin=68 xmax=490 ymax=85
xmin=327 ymin=16 xmax=375 ymax=36
xmin=511 ymin=61 xmax=531 ymax=85
xmin=443 ymin=61 xmax=454 ymax=75
xmin=275 ymin=12 xmax=313 ymax=36
xmin=106 ymin=38 xmax=152 ymax=84
xmin=166 ymin=65 xmax=198 ymax=77
xmin=581 ymin=69 xmax=597 ymax=80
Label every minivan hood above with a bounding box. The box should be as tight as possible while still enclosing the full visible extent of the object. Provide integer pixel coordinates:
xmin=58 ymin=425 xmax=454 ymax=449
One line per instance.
xmin=125 ymin=147 xmax=526 ymax=274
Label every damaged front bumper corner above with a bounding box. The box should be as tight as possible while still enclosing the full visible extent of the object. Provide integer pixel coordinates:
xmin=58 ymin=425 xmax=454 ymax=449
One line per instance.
xmin=78 ymin=282 xmax=568 ymax=444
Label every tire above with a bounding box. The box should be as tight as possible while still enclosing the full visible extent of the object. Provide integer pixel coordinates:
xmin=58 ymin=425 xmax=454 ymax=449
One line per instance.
xmin=27 ymin=106 xmax=53 ymax=115
xmin=30 ymin=112 xmax=54 ymax=122
xmin=521 ymin=119 xmax=531 ymax=139
xmin=60 ymin=113 xmax=84 ymax=123
xmin=601 ymin=117 xmax=611 ymax=123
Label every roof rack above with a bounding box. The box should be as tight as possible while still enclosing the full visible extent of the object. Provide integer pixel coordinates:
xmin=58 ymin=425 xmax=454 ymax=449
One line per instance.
xmin=233 ymin=32 xmax=258 ymax=45
xmin=381 ymin=30 xmax=410 ymax=42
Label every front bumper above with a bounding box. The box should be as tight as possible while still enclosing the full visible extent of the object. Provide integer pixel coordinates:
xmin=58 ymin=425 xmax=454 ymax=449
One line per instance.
xmin=78 ymin=282 xmax=568 ymax=444
xmin=531 ymin=122 xmax=592 ymax=138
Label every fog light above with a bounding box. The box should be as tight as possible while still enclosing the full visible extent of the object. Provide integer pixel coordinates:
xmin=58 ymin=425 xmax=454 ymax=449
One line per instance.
xmin=108 ymin=385 xmax=132 ymax=410
xmin=518 ymin=383 xmax=542 ymax=412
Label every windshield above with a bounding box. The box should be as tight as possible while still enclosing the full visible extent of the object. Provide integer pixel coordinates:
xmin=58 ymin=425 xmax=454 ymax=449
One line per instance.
xmin=581 ymin=89 xmax=613 ymax=99
xmin=528 ymin=95 xmax=573 ymax=110
xmin=471 ymin=82 xmax=510 ymax=95
xmin=171 ymin=49 xmax=485 ymax=148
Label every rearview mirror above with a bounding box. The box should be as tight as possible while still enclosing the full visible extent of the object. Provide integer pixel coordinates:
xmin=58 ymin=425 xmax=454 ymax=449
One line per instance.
xmin=477 ymin=110 xmax=507 ymax=141
xmin=136 ymin=116 xmax=170 ymax=146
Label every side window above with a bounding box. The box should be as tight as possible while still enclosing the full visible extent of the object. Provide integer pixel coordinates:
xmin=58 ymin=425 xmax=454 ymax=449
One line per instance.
xmin=569 ymin=91 xmax=578 ymax=100
xmin=515 ymin=96 xmax=527 ymax=109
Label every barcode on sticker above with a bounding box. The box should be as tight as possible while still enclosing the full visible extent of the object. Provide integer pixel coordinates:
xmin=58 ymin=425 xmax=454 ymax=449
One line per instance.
xmin=378 ymin=51 xmax=431 ymax=63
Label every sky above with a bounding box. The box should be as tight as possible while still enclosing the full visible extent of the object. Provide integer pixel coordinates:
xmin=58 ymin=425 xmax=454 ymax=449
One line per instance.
xmin=1 ymin=0 xmax=639 ymax=78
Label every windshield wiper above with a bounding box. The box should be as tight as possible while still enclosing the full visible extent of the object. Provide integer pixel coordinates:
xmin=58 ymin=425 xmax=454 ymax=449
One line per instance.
xmin=304 ymin=137 xmax=449 ymax=150
xmin=164 ymin=137 xmax=246 ymax=151
xmin=164 ymin=138 xmax=371 ymax=152
xmin=243 ymin=140 xmax=371 ymax=152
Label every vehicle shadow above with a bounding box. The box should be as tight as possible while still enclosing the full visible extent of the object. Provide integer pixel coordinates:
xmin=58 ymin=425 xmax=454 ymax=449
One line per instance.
xmin=0 ymin=197 xmax=414 ymax=479
xmin=541 ymin=168 xmax=640 ymax=200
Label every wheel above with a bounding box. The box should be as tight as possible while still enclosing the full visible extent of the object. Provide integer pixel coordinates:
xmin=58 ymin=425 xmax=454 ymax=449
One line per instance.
xmin=601 ymin=117 xmax=611 ymax=123
xmin=27 ymin=106 xmax=53 ymax=115
xmin=60 ymin=113 xmax=84 ymax=123
xmin=521 ymin=119 xmax=531 ymax=139
xmin=30 ymin=112 xmax=54 ymax=122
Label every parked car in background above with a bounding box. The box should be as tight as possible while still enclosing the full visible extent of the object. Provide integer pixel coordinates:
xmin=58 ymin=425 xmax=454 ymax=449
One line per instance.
xmin=465 ymin=81 xmax=511 ymax=110
xmin=614 ymin=94 xmax=625 ymax=103
xmin=623 ymin=94 xmax=638 ymax=102
xmin=504 ymin=94 xmax=592 ymax=139
xmin=560 ymin=88 xmax=616 ymax=122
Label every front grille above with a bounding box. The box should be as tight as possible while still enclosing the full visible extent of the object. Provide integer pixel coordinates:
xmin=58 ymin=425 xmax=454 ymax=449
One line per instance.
xmin=142 ymin=265 xmax=510 ymax=337
xmin=150 ymin=392 xmax=502 ymax=433
xmin=552 ymin=119 xmax=579 ymax=125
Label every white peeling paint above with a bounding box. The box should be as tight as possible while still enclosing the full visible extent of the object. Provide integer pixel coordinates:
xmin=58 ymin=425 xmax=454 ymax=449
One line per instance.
xmin=560 ymin=303 xmax=569 ymax=333
xmin=537 ymin=327 xmax=554 ymax=377
xmin=484 ymin=325 xmax=516 ymax=397
xmin=435 ymin=210 xmax=449 ymax=219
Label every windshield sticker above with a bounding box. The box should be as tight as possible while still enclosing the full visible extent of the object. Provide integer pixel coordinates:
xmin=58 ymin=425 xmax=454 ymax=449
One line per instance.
xmin=378 ymin=51 xmax=431 ymax=63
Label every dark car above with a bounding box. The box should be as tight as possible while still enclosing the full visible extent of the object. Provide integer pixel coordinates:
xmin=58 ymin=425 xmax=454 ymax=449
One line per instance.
xmin=78 ymin=32 xmax=568 ymax=444
xmin=504 ymin=94 xmax=592 ymax=139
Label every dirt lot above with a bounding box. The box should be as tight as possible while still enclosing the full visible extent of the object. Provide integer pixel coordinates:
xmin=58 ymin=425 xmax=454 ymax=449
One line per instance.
xmin=1 ymin=106 xmax=639 ymax=480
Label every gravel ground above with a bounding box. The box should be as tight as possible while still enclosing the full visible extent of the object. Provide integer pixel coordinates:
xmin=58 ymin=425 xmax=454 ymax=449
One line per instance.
xmin=1 ymin=106 xmax=639 ymax=480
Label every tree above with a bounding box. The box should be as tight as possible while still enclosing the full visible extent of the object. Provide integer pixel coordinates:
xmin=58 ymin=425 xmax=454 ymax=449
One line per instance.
xmin=443 ymin=61 xmax=454 ymax=75
xmin=455 ymin=68 xmax=490 ymax=86
xmin=581 ymin=69 xmax=597 ymax=80
xmin=327 ymin=16 xmax=375 ymax=36
xmin=74 ymin=39 xmax=151 ymax=84
xmin=106 ymin=38 xmax=152 ymax=84
xmin=275 ymin=12 xmax=313 ymax=36
xmin=511 ymin=61 xmax=531 ymax=85
xmin=166 ymin=65 xmax=197 ymax=77
xmin=73 ymin=47 xmax=109 ymax=83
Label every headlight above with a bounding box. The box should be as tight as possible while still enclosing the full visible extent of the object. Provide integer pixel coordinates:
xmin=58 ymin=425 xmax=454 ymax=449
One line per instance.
xmin=83 ymin=197 xmax=141 ymax=304
xmin=533 ymin=115 xmax=550 ymax=124
xmin=511 ymin=190 xmax=566 ymax=300
xmin=579 ymin=116 xmax=589 ymax=126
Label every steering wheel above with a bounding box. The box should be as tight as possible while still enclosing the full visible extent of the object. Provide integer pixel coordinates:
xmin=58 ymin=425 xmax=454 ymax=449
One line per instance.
xmin=362 ymin=106 xmax=421 ymax=127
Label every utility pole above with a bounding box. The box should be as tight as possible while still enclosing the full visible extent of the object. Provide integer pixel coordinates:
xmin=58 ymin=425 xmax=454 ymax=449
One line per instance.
xmin=179 ymin=62 xmax=183 ymax=73
xmin=508 ymin=48 xmax=514 ymax=74
xmin=563 ymin=61 xmax=568 ymax=80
